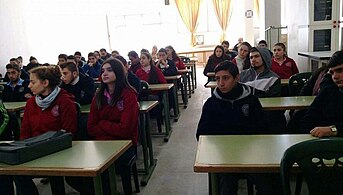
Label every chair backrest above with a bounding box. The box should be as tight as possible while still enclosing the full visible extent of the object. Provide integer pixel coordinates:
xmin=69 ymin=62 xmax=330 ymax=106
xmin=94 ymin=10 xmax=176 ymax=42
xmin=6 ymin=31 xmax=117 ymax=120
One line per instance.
xmin=288 ymin=72 xmax=312 ymax=96
xmin=74 ymin=102 xmax=89 ymax=140
xmin=280 ymin=138 xmax=343 ymax=195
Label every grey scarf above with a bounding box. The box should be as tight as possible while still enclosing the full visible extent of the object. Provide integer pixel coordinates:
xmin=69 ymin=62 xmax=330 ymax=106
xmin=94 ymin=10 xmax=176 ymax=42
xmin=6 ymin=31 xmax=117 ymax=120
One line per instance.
xmin=35 ymin=87 xmax=61 ymax=110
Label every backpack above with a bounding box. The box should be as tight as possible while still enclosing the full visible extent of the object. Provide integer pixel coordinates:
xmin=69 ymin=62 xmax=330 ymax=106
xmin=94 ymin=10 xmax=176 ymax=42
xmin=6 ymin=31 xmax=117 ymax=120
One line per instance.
xmin=0 ymin=100 xmax=9 ymax=138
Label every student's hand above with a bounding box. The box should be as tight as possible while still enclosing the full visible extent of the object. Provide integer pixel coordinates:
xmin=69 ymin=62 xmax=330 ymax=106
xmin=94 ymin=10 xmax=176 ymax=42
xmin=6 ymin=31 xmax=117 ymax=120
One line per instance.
xmin=24 ymin=93 xmax=32 ymax=99
xmin=310 ymin=126 xmax=336 ymax=138
xmin=88 ymin=62 xmax=94 ymax=67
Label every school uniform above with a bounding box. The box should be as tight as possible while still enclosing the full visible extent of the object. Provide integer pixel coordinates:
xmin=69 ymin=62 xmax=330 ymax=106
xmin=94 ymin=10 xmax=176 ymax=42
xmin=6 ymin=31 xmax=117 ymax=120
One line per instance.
xmin=2 ymin=79 xmax=31 ymax=102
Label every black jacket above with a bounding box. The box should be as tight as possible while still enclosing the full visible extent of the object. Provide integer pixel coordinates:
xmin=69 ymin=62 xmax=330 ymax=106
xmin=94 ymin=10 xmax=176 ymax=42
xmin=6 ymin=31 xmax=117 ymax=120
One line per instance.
xmin=1 ymin=80 xmax=31 ymax=102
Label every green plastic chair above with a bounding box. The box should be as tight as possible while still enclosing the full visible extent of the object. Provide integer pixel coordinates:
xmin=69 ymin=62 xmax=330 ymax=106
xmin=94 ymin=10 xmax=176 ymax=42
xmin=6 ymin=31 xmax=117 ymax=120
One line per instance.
xmin=288 ymin=72 xmax=312 ymax=96
xmin=280 ymin=137 xmax=343 ymax=195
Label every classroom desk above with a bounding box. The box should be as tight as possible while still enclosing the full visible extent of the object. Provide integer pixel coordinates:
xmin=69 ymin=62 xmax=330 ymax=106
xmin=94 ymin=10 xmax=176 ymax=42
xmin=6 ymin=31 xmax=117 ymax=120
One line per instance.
xmin=298 ymin=51 xmax=335 ymax=72
xmin=281 ymin=79 xmax=289 ymax=86
xmin=80 ymin=101 xmax=158 ymax=186
xmin=3 ymin=101 xmax=27 ymax=139
xmin=194 ymin=134 xmax=315 ymax=195
xmin=205 ymin=79 xmax=289 ymax=88
xmin=178 ymin=48 xmax=213 ymax=64
xmin=149 ymin=83 xmax=174 ymax=142
xmin=138 ymin=100 xmax=158 ymax=186
xmin=165 ymin=75 xmax=181 ymax=118
xmin=0 ymin=140 xmax=132 ymax=195
xmin=178 ymin=69 xmax=192 ymax=100
xmin=185 ymin=61 xmax=197 ymax=89
xmin=204 ymin=81 xmax=216 ymax=93
xmin=259 ymin=96 xmax=315 ymax=110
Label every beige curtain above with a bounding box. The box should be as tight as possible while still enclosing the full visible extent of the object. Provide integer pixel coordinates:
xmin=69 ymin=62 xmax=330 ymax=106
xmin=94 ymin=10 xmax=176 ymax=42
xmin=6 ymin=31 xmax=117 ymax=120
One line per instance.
xmin=175 ymin=0 xmax=201 ymax=47
xmin=254 ymin=0 xmax=260 ymax=19
xmin=212 ymin=0 xmax=232 ymax=43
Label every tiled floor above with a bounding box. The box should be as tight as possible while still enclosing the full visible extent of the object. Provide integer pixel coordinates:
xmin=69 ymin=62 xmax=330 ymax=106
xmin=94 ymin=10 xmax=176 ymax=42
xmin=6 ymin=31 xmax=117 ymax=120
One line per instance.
xmin=35 ymin=65 xmax=307 ymax=194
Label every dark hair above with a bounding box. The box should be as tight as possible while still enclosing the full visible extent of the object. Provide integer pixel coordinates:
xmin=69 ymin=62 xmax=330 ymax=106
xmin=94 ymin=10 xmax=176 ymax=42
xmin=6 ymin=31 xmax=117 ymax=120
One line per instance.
xmin=213 ymin=45 xmax=225 ymax=58
xmin=165 ymin=45 xmax=180 ymax=61
xmin=221 ymin=40 xmax=230 ymax=46
xmin=10 ymin=58 xmax=18 ymax=62
xmin=140 ymin=52 xmax=155 ymax=67
xmin=100 ymin=48 xmax=106 ymax=52
xmin=258 ymin=40 xmax=268 ymax=46
xmin=114 ymin=55 xmax=128 ymax=65
xmin=59 ymin=62 xmax=78 ymax=73
xmin=214 ymin=60 xmax=239 ymax=78
xmin=6 ymin=64 xmax=20 ymax=72
xmin=74 ymin=51 xmax=81 ymax=56
xmin=327 ymin=50 xmax=343 ymax=68
xmin=95 ymin=58 xmax=128 ymax=109
xmin=112 ymin=50 xmax=119 ymax=55
xmin=158 ymin=48 xmax=167 ymax=54
xmin=58 ymin=54 xmax=68 ymax=61
xmin=88 ymin=52 xmax=95 ymax=58
xmin=140 ymin=48 xmax=149 ymax=53
xmin=128 ymin=51 xmax=139 ymax=58
xmin=239 ymin=42 xmax=252 ymax=51
xmin=29 ymin=56 xmax=37 ymax=61
xmin=29 ymin=66 xmax=62 ymax=89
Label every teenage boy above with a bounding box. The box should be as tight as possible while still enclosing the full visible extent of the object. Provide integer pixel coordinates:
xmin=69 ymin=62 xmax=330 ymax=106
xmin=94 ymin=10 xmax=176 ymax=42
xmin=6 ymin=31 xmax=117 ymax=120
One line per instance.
xmin=240 ymin=47 xmax=286 ymax=133
xmin=301 ymin=50 xmax=343 ymax=137
xmin=82 ymin=52 xmax=101 ymax=78
xmin=2 ymin=64 xmax=31 ymax=102
xmin=196 ymin=61 xmax=281 ymax=195
xmin=127 ymin=50 xmax=141 ymax=74
xmin=60 ymin=62 xmax=95 ymax=105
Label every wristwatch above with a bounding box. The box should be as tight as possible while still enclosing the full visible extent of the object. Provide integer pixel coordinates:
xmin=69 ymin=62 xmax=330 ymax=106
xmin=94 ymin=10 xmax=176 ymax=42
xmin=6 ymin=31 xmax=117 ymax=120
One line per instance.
xmin=330 ymin=125 xmax=338 ymax=136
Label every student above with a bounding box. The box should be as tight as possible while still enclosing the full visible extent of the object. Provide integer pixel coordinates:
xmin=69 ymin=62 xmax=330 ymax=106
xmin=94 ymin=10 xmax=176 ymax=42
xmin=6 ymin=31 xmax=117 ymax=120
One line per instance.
xmin=60 ymin=62 xmax=95 ymax=105
xmin=111 ymin=50 xmax=120 ymax=58
xmin=83 ymin=52 xmax=101 ymax=78
xmin=165 ymin=45 xmax=186 ymax=70
xmin=67 ymin=58 xmax=139 ymax=195
xmin=257 ymin=40 xmax=273 ymax=57
xmin=271 ymin=42 xmax=299 ymax=79
xmin=221 ymin=40 xmax=237 ymax=60
xmin=57 ymin=53 xmax=68 ymax=65
xmin=233 ymin=37 xmax=243 ymax=52
xmin=2 ymin=64 xmax=32 ymax=102
xmin=3 ymin=58 xmax=29 ymax=82
xmin=203 ymin=45 xmax=229 ymax=78
xmin=67 ymin=54 xmax=86 ymax=74
xmin=128 ymin=50 xmax=141 ymax=74
xmin=240 ymin=47 xmax=286 ymax=133
xmin=231 ymin=42 xmax=252 ymax=73
xmin=301 ymin=50 xmax=343 ymax=137
xmin=136 ymin=52 xmax=167 ymax=85
xmin=99 ymin=48 xmax=111 ymax=61
xmin=196 ymin=61 xmax=281 ymax=195
xmin=156 ymin=48 xmax=178 ymax=76
xmin=15 ymin=65 xmax=77 ymax=195
xmin=94 ymin=50 xmax=104 ymax=65
xmin=114 ymin=55 xmax=141 ymax=93
xmin=151 ymin=45 xmax=158 ymax=62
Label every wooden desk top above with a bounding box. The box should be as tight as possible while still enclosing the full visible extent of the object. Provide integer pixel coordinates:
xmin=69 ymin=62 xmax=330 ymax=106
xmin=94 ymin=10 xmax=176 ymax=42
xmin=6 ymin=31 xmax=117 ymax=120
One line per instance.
xmin=177 ymin=69 xmax=189 ymax=74
xmin=0 ymin=140 xmax=132 ymax=177
xmin=149 ymin=83 xmax=174 ymax=91
xmin=298 ymin=51 xmax=335 ymax=60
xmin=259 ymin=96 xmax=315 ymax=110
xmin=165 ymin=75 xmax=182 ymax=80
xmin=207 ymin=72 xmax=215 ymax=77
xmin=3 ymin=102 xmax=27 ymax=112
xmin=281 ymin=79 xmax=289 ymax=86
xmin=81 ymin=101 xmax=159 ymax=114
xmin=194 ymin=134 xmax=315 ymax=173
xmin=139 ymin=101 xmax=159 ymax=113
xmin=205 ymin=81 xmax=217 ymax=88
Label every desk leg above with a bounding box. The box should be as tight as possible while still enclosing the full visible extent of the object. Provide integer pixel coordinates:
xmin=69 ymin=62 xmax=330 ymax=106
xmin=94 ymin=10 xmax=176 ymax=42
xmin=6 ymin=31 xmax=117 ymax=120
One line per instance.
xmin=192 ymin=62 xmax=197 ymax=89
xmin=209 ymin=173 xmax=219 ymax=195
xmin=140 ymin=112 xmax=157 ymax=186
xmin=108 ymin=163 xmax=118 ymax=195
xmin=50 ymin=176 xmax=66 ymax=195
xmin=139 ymin=113 xmax=149 ymax=175
xmin=162 ymin=91 xmax=171 ymax=142
xmin=181 ymin=74 xmax=188 ymax=108
xmin=172 ymin=81 xmax=180 ymax=122
xmin=93 ymin=174 xmax=104 ymax=195
xmin=187 ymin=72 xmax=192 ymax=98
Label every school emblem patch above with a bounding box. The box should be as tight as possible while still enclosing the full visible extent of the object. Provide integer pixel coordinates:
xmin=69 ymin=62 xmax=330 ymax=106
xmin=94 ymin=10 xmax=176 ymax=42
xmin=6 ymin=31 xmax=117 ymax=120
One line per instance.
xmin=116 ymin=100 xmax=124 ymax=111
xmin=51 ymin=105 xmax=59 ymax=117
xmin=19 ymin=87 xmax=24 ymax=93
xmin=241 ymin=104 xmax=249 ymax=117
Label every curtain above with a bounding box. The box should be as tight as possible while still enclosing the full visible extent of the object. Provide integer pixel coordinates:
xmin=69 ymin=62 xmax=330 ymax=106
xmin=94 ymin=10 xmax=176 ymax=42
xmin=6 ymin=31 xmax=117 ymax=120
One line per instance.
xmin=212 ymin=0 xmax=232 ymax=43
xmin=254 ymin=0 xmax=260 ymax=19
xmin=175 ymin=0 xmax=201 ymax=47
